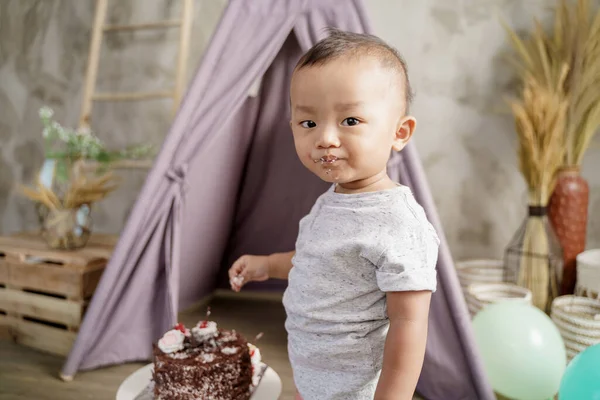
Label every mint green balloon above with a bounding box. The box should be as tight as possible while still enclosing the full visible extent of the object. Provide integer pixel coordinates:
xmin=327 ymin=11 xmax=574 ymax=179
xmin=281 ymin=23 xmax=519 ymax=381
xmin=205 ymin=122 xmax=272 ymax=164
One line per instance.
xmin=559 ymin=343 xmax=600 ymax=399
xmin=472 ymin=302 xmax=566 ymax=400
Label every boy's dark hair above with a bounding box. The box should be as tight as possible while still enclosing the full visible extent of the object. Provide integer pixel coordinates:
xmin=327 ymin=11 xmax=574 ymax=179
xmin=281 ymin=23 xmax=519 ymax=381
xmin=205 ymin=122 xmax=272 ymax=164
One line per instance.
xmin=295 ymin=28 xmax=414 ymax=112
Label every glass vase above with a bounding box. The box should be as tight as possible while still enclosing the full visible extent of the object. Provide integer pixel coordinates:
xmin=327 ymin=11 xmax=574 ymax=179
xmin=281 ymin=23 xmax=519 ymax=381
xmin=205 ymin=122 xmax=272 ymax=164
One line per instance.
xmin=36 ymin=158 xmax=94 ymax=250
xmin=40 ymin=204 xmax=93 ymax=250
xmin=38 ymin=158 xmax=76 ymax=200
xmin=504 ymin=205 xmax=563 ymax=313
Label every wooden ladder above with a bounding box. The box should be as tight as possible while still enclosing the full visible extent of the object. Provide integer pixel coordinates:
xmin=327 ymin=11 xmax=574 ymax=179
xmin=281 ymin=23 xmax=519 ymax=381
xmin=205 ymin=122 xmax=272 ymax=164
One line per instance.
xmin=79 ymin=0 xmax=194 ymax=169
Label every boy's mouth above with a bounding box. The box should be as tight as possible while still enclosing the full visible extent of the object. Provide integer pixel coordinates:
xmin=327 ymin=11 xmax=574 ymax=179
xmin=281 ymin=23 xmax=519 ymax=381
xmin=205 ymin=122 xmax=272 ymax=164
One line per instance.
xmin=314 ymin=155 xmax=338 ymax=164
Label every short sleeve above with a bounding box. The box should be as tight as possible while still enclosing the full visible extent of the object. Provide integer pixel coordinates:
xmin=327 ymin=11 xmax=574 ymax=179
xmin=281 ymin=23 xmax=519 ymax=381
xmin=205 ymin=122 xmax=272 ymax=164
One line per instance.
xmin=375 ymin=223 xmax=440 ymax=293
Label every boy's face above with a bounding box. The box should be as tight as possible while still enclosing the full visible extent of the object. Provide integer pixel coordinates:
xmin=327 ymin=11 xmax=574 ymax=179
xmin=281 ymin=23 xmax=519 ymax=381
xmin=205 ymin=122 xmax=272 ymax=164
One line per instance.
xmin=289 ymin=57 xmax=415 ymax=188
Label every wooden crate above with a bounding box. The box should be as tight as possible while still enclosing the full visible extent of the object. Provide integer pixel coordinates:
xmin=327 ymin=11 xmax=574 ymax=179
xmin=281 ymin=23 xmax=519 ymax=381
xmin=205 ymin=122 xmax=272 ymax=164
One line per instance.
xmin=0 ymin=232 xmax=117 ymax=356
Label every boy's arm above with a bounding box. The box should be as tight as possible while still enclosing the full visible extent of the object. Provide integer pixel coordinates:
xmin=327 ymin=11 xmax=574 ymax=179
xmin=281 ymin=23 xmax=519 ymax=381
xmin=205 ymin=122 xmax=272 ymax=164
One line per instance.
xmin=373 ymin=290 xmax=432 ymax=400
xmin=267 ymin=251 xmax=295 ymax=279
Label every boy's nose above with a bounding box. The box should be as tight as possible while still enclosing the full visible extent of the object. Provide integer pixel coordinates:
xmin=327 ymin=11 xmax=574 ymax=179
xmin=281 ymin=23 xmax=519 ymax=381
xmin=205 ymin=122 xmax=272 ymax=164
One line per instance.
xmin=315 ymin=127 xmax=341 ymax=148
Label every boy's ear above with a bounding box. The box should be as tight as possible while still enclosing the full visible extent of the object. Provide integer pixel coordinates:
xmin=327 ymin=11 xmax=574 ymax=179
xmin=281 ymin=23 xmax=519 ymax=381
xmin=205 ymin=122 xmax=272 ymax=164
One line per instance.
xmin=392 ymin=116 xmax=417 ymax=151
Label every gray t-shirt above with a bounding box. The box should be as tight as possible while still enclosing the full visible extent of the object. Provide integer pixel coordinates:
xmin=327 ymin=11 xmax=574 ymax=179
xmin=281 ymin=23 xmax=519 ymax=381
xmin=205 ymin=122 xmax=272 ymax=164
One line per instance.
xmin=282 ymin=184 xmax=440 ymax=400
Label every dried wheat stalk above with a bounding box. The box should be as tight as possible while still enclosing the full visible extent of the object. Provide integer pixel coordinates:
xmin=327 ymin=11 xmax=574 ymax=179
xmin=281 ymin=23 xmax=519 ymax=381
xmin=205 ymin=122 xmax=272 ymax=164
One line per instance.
xmin=508 ymin=69 xmax=569 ymax=206
xmin=500 ymin=0 xmax=600 ymax=310
xmin=504 ymin=0 xmax=600 ymax=166
xmin=506 ymin=69 xmax=568 ymax=310
xmin=19 ymin=171 xmax=120 ymax=211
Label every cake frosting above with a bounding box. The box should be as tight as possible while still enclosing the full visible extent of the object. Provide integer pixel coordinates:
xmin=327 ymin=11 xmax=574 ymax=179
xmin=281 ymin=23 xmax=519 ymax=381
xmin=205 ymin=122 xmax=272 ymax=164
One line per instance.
xmin=152 ymin=320 xmax=262 ymax=400
xmin=191 ymin=320 xmax=218 ymax=342
xmin=157 ymin=329 xmax=185 ymax=354
xmin=248 ymin=343 xmax=262 ymax=386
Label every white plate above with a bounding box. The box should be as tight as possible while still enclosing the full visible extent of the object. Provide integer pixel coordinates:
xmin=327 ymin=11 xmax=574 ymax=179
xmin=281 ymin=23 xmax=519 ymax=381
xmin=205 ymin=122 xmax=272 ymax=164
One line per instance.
xmin=116 ymin=362 xmax=282 ymax=400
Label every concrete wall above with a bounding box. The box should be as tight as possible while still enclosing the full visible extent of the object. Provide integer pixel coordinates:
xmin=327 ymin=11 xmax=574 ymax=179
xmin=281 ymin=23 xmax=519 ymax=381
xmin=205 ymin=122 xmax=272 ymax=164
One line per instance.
xmin=0 ymin=0 xmax=227 ymax=233
xmin=1 ymin=0 xmax=599 ymax=261
xmin=369 ymin=0 xmax=600 ymax=259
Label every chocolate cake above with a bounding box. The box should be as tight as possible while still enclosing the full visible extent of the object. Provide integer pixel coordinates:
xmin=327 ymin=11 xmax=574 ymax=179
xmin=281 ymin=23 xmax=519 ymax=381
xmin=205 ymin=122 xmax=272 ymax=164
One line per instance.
xmin=152 ymin=320 xmax=262 ymax=399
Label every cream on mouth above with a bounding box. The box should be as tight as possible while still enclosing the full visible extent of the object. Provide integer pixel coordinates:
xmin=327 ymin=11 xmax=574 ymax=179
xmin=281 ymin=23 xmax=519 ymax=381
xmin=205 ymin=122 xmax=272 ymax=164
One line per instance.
xmin=313 ymin=155 xmax=339 ymax=165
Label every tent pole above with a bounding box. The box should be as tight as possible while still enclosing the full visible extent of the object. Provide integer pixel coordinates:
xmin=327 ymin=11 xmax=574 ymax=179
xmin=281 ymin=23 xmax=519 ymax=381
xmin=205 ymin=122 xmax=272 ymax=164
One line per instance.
xmin=172 ymin=0 xmax=194 ymax=117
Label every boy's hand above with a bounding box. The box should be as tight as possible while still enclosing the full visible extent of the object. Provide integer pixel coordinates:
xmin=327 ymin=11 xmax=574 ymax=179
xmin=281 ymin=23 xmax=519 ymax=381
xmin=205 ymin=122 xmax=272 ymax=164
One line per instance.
xmin=228 ymin=255 xmax=270 ymax=292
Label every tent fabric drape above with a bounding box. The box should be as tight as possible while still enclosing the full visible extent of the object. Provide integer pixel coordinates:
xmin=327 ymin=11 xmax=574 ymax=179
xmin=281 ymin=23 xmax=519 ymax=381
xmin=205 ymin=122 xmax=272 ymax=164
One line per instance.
xmin=62 ymin=1 xmax=494 ymax=399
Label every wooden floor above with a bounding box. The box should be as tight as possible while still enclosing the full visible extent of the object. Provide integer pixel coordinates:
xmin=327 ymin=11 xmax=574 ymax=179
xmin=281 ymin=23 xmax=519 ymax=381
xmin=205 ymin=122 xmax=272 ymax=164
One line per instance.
xmin=0 ymin=292 xmax=424 ymax=400
xmin=0 ymin=292 xmax=295 ymax=400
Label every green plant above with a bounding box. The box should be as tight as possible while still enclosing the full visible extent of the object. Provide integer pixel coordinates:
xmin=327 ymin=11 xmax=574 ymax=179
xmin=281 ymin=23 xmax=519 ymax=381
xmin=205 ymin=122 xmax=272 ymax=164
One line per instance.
xmin=39 ymin=106 xmax=154 ymax=182
xmin=19 ymin=107 xmax=155 ymax=211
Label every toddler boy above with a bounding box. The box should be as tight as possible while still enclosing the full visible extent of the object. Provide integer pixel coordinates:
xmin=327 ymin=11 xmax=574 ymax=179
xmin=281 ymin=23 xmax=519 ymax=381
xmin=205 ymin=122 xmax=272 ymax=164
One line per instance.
xmin=229 ymin=29 xmax=439 ymax=400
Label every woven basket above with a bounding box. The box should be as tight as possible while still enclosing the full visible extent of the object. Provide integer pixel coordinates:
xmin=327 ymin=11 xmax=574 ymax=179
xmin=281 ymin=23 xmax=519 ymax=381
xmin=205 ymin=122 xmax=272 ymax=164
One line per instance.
xmin=466 ymin=283 xmax=533 ymax=317
xmin=550 ymin=295 xmax=600 ymax=361
xmin=456 ymin=259 xmax=505 ymax=316
xmin=575 ymin=249 xmax=600 ymax=300
xmin=455 ymin=259 xmax=505 ymax=291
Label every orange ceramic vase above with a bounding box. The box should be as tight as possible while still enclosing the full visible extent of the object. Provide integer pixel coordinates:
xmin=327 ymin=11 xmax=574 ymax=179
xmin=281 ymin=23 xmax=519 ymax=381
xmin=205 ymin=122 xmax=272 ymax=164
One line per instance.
xmin=548 ymin=166 xmax=589 ymax=295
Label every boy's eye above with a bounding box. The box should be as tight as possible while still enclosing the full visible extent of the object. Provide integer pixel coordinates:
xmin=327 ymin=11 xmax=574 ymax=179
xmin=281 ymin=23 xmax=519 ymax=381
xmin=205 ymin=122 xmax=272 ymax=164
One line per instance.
xmin=341 ymin=117 xmax=360 ymax=126
xmin=300 ymin=120 xmax=317 ymax=128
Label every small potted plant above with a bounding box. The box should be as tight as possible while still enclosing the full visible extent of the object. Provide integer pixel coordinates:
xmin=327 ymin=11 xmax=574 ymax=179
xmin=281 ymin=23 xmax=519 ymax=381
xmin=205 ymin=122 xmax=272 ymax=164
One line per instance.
xmin=20 ymin=106 xmax=153 ymax=250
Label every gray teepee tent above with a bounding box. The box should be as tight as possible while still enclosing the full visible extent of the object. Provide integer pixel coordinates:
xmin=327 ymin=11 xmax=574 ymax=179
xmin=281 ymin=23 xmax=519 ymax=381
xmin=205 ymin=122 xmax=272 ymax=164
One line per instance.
xmin=61 ymin=0 xmax=495 ymax=398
